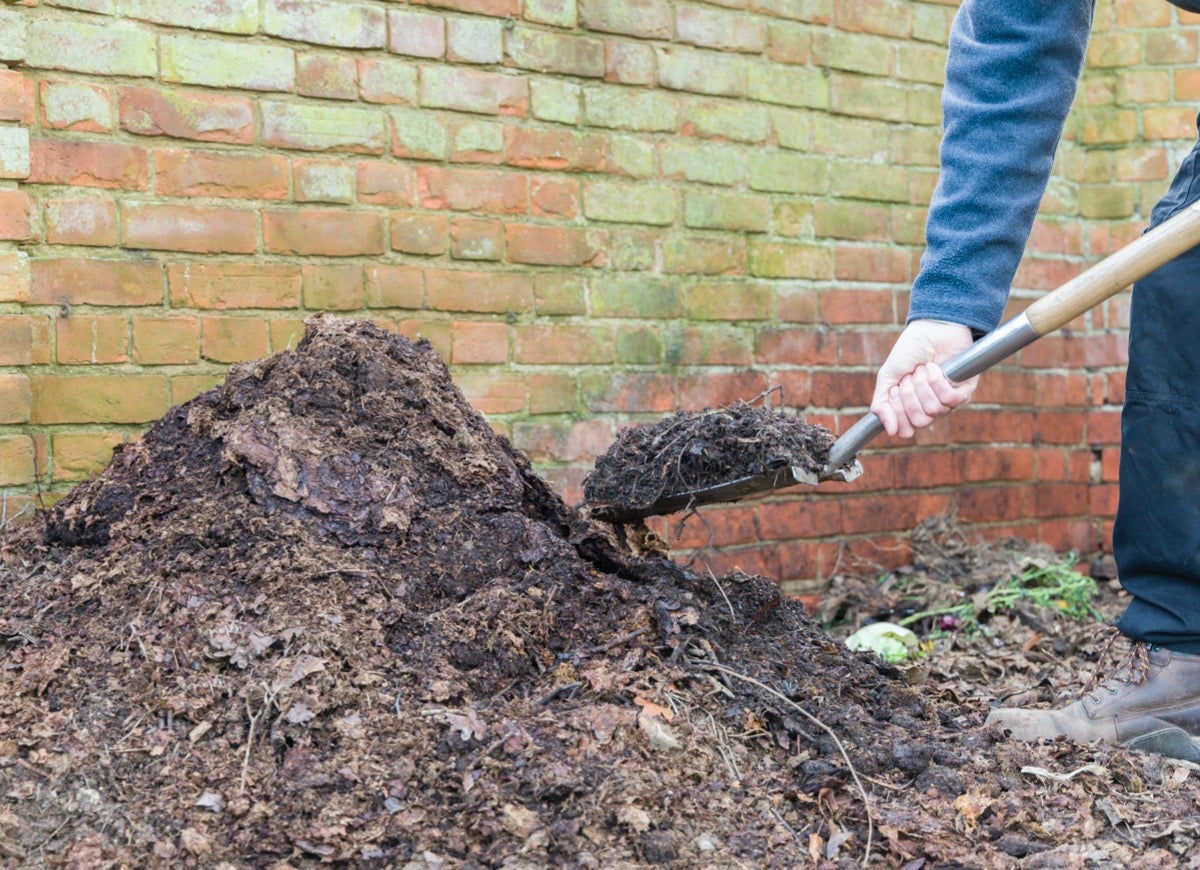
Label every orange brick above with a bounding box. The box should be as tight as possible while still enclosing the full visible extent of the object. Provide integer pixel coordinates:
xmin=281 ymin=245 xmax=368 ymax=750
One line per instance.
xmin=168 ymin=262 xmax=301 ymax=310
xmin=51 ymin=432 xmax=124 ymax=482
xmin=263 ymin=209 xmax=386 ymax=256
xmin=450 ymin=320 xmax=508 ymax=364
xmin=56 ymin=315 xmax=129 ymax=364
xmin=29 ymin=139 xmax=149 ymax=190
xmin=302 ymin=264 xmax=364 ymax=311
xmin=201 ymin=316 xmax=269 ymax=363
xmin=32 ymin=258 xmax=163 ymax=307
xmin=0 ymin=436 xmax=36 ymax=487
xmin=132 ymin=316 xmax=200 ymax=365
xmin=44 ymin=197 xmax=118 ymax=246
xmin=30 ymin=375 xmax=167 ymax=424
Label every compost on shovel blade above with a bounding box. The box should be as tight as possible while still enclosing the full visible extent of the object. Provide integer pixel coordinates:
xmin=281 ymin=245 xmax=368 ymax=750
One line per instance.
xmin=2 ymin=315 xmax=1198 ymax=868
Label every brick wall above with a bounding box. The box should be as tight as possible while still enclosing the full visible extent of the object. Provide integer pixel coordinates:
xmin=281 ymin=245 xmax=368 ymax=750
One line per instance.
xmin=0 ymin=0 xmax=1195 ymax=593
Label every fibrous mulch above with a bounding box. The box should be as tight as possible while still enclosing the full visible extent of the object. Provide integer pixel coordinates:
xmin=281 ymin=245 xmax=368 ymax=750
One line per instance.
xmin=1 ymin=315 xmax=1198 ymax=869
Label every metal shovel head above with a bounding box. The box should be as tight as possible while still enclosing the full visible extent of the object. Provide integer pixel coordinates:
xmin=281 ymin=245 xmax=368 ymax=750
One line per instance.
xmin=598 ymin=457 xmax=863 ymax=522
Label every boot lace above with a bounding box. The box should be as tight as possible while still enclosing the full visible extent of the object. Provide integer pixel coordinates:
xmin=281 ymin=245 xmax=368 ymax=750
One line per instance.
xmin=1082 ymin=629 xmax=1151 ymax=703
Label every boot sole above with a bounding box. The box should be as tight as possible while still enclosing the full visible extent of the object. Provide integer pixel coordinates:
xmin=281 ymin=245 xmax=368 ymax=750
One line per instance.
xmin=1125 ymin=727 xmax=1200 ymax=763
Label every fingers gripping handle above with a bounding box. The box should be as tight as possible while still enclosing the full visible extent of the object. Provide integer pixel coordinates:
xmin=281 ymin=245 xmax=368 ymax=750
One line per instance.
xmin=823 ymin=202 xmax=1200 ymax=477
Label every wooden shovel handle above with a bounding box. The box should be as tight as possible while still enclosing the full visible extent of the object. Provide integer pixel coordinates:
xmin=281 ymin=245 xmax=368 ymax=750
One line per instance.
xmin=1025 ymin=202 xmax=1200 ymax=336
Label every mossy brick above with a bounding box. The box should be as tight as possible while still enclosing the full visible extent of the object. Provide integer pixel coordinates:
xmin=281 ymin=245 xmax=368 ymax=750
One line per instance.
xmin=580 ymin=0 xmax=672 ymax=39
xmin=365 ymin=264 xmax=424 ymax=308
xmin=294 ymin=159 xmax=356 ymax=203
xmin=534 ymin=274 xmax=586 ymax=315
xmin=29 ymin=139 xmax=147 ymax=189
xmin=171 ymin=373 xmax=226 ymax=405
xmin=896 ymin=43 xmax=947 ymax=85
xmin=605 ymin=41 xmax=655 ymax=85
xmin=358 ymin=58 xmax=419 ymax=105
xmin=201 ymin=316 xmax=269 ymax=363
xmin=388 ymin=9 xmax=445 ymax=58
xmin=657 ymin=47 xmax=747 ymax=98
xmin=449 ymin=217 xmax=504 ymax=260
xmin=41 ymin=80 xmax=113 ymax=132
xmin=161 ymin=34 xmax=295 ymax=91
xmin=584 ymin=181 xmax=675 ymax=225
xmin=528 ymin=373 xmax=578 ymax=414
xmin=770 ymin=108 xmax=812 ymax=152
xmin=677 ymin=5 xmax=766 ymax=53
xmin=0 ymin=190 xmax=35 ymax=241
xmin=0 ymin=71 xmax=34 ymax=124
xmin=614 ymin=326 xmax=663 ymax=364
xmin=749 ymin=240 xmax=834 ymax=279
xmin=590 ymin=277 xmax=681 ymax=318
xmin=392 ymin=318 xmax=451 ymax=360
xmin=30 ymin=374 xmax=167 ymax=424
xmin=768 ymin=22 xmax=810 ymax=65
xmin=1089 ymin=32 xmax=1144 ymax=68
xmin=391 ymin=212 xmax=448 ymax=255
xmin=302 ymin=264 xmax=363 ymax=310
xmin=0 ymin=8 xmax=27 ymax=63
xmin=122 ymin=203 xmax=257 ymax=254
xmin=122 ymin=0 xmax=257 ymax=33
xmin=154 ymin=150 xmax=289 ymax=200
xmin=1079 ymin=108 xmax=1138 ymax=144
xmin=830 ymin=75 xmax=911 ymax=122
xmin=28 ymin=17 xmax=155 ymax=77
xmin=773 ymin=201 xmax=814 ymax=238
xmin=811 ymin=31 xmax=893 ymax=76
xmin=581 ymin=372 xmax=675 ymax=412
xmin=264 ymin=209 xmax=386 ymax=256
xmin=262 ymin=0 xmax=385 ymax=49
xmin=1116 ymin=69 xmax=1170 ymax=104
xmin=449 ymin=119 xmax=504 ymax=162
xmin=50 ymin=432 xmax=124 ymax=482
xmin=504 ymin=128 xmax=603 ymax=171
xmin=681 ymin=98 xmax=770 ymax=143
xmin=666 ymin=324 xmax=754 ymax=367
xmin=912 ymin=3 xmax=952 ymax=44
xmin=269 ymin=318 xmax=307 ymax=353
xmin=514 ymin=324 xmax=612 ymax=364
xmin=505 ymin=224 xmax=605 ymax=266
xmin=810 ymin=115 xmax=889 ymax=160
xmin=811 ymin=200 xmax=888 ymax=241
xmin=682 ymin=281 xmax=771 ymax=320
xmin=450 ymin=320 xmax=509 ymax=364
xmin=168 ymin=261 xmax=302 ymax=309
xmin=606 ymin=137 xmax=655 ymax=179
xmin=0 ymin=314 xmax=48 ymax=365
xmin=684 ymin=192 xmax=770 ymax=232
xmin=261 ymin=101 xmax=386 ymax=153
xmin=889 ymin=126 xmax=940 ymax=167
xmin=506 ymin=27 xmax=604 ymax=77
xmin=454 ymin=370 xmax=528 ymax=415
xmin=660 ymin=142 xmax=746 ymax=186
xmin=389 ymin=108 xmax=447 ymax=160
xmin=297 ymin=52 xmax=359 ymax=101
xmin=33 ymin=258 xmax=162 ymax=307
xmin=1084 ymin=151 xmax=1115 ymax=183
xmin=119 ymin=86 xmax=254 ymax=145
xmin=418 ymin=165 xmax=528 ymax=213
xmin=0 ymin=127 xmax=29 ymax=179
xmin=837 ymin=0 xmax=911 ymax=37
xmin=524 ymin=0 xmax=577 ymax=27
xmin=747 ymin=64 xmax=828 ymax=109
xmin=831 ymin=162 xmax=909 ymax=202
xmin=661 ymin=235 xmax=745 ymax=275
xmin=425 ymin=268 xmax=534 ymax=313
xmin=56 ymin=315 xmax=129 ymax=364
xmin=606 ymin=227 xmax=658 ymax=271
xmin=890 ymin=205 xmax=927 ymax=246
xmin=748 ymin=151 xmax=827 ymax=194
xmin=132 ymin=315 xmax=200 ymax=364
xmin=529 ymin=79 xmax=581 ymax=124
xmin=448 ymin=18 xmax=503 ymax=64
xmin=421 ymin=67 xmax=528 ymax=116
xmin=531 ymin=176 xmax=580 ymax=218
xmin=1080 ymin=185 xmax=1135 ymax=219
xmin=0 ymin=375 xmax=31 ymax=424
xmin=582 ymin=85 xmax=677 ymax=132
xmin=0 ymin=436 xmax=36 ymax=487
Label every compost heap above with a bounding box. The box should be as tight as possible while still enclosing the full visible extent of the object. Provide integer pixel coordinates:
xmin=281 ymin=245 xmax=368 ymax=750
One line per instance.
xmin=2 ymin=316 xmax=1199 ymax=869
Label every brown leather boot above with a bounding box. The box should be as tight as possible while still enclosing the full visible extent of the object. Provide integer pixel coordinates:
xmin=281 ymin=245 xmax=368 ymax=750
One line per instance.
xmin=985 ymin=643 xmax=1200 ymax=762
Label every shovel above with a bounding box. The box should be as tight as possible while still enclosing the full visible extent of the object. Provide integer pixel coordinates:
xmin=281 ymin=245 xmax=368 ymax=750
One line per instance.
xmin=644 ymin=201 xmax=1200 ymax=516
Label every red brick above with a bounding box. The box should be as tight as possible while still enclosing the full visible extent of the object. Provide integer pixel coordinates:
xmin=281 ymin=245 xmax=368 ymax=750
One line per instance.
xmin=32 ymin=258 xmax=163 ymax=307
xmin=0 ymin=376 xmax=31 ymax=425
xmin=449 ymin=217 xmax=503 ymax=260
xmin=671 ymin=327 xmax=753 ymax=366
xmin=123 ymin=203 xmax=257 ymax=254
xmin=450 ymin=320 xmax=508 ymax=363
xmin=809 ymin=370 xmax=875 ymax=407
xmin=893 ymin=449 xmax=958 ymax=488
xmin=505 ymin=224 xmax=604 ymax=266
xmin=297 ymin=52 xmax=358 ymax=100
xmin=678 ymin=371 xmax=770 ymax=409
xmin=528 ymin=373 xmax=577 ymax=414
xmin=504 ymin=128 xmax=605 ymax=171
xmin=1028 ymin=482 xmax=1089 ymax=519
xmin=263 ymin=209 xmax=386 ymax=256
xmin=0 ymin=315 xmax=48 ymax=366
xmin=426 ymin=269 xmax=533 ymax=313
xmin=956 ymin=485 xmax=1024 ymax=524
xmin=357 ymin=161 xmax=414 ymax=206
xmin=514 ymin=325 xmax=612 ymax=364
xmin=1032 ymin=411 xmax=1085 ymax=445
xmin=154 ymin=150 xmax=289 ymax=199
xmin=834 ymin=244 xmax=911 ymax=283
xmin=836 ymin=331 xmax=894 ymax=367
xmin=840 ymin=492 xmax=920 ymax=534
xmin=365 ymin=265 xmax=425 ymax=308
xmin=302 ymin=264 xmax=363 ymax=310
xmin=456 ymin=371 xmax=528 ymax=414
xmin=951 ymin=410 xmax=1035 ymax=444
xmin=409 ymin=0 xmax=519 ymax=20
xmin=756 ymin=327 xmax=837 ymax=365
xmin=168 ymin=262 xmax=302 ymax=309
xmin=673 ymin=503 xmax=761 ymax=548
xmin=818 ymin=288 xmax=896 ymax=324
xmin=119 ymin=86 xmax=254 ymax=144
xmin=1085 ymin=409 xmax=1122 ymax=445
xmin=582 ymin=372 xmax=677 ymax=412
xmin=530 ymin=176 xmax=579 ymax=218
xmin=417 ymin=166 xmax=527 ymax=214
xmin=757 ymin=498 xmax=843 ymax=541
xmin=391 ymin=212 xmax=448 ymax=255
xmin=0 ymin=71 xmax=35 ymax=124
xmin=44 ymin=197 xmax=118 ymax=247
xmin=959 ymin=447 xmax=1036 ymax=483
xmin=420 ymin=66 xmax=528 ymax=116
xmin=0 ymin=190 xmax=35 ymax=241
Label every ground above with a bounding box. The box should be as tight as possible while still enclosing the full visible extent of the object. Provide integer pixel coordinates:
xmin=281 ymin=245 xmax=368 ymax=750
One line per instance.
xmin=2 ymin=315 xmax=1199 ymax=869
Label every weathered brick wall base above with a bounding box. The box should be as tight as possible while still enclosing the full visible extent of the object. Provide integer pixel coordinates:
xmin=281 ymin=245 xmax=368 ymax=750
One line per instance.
xmin=0 ymin=0 xmax=1196 ymax=593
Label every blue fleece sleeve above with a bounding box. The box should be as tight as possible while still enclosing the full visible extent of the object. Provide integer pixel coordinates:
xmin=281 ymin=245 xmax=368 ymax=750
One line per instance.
xmin=907 ymin=1 xmax=1095 ymax=333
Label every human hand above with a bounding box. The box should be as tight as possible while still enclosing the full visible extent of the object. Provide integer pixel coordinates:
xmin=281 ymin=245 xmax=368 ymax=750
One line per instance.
xmin=870 ymin=320 xmax=978 ymax=438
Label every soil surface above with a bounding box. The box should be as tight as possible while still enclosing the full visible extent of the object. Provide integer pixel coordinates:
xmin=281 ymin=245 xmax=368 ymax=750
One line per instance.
xmin=2 ymin=315 xmax=1199 ymax=869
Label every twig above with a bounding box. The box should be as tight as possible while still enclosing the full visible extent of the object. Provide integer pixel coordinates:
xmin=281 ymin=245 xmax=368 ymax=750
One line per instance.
xmin=584 ymin=628 xmax=646 ymax=655
xmin=708 ymin=569 xmax=736 ymax=621
xmin=705 ymin=662 xmax=874 ymax=868
xmin=534 ymin=681 xmax=581 ymax=708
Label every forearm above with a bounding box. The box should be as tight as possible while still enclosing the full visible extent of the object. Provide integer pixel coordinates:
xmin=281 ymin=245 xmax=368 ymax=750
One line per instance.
xmin=908 ymin=0 xmax=1095 ymax=333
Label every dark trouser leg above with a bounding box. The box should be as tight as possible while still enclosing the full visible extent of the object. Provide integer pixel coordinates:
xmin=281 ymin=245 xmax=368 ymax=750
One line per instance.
xmin=1113 ymin=124 xmax=1200 ymax=652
